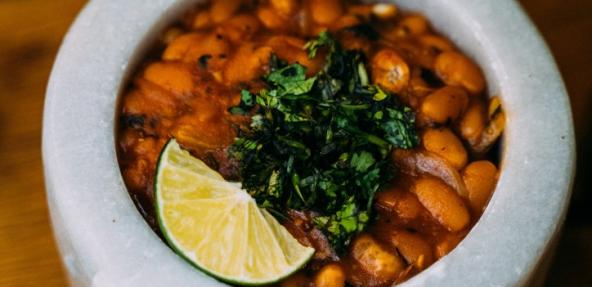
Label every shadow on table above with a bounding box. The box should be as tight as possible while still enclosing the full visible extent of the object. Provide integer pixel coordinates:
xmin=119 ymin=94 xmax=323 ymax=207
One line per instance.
xmin=544 ymin=125 xmax=592 ymax=287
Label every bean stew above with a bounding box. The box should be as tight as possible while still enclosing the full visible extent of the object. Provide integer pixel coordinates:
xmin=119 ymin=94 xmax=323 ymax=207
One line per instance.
xmin=117 ymin=0 xmax=505 ymax=286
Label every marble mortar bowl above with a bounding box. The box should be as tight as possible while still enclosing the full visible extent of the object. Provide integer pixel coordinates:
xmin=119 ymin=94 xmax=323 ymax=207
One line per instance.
xmin=43 ymin=0 xmax=576 ymax=286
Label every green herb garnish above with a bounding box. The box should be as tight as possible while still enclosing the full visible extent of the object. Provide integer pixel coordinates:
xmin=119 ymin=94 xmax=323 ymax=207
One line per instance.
xmin=230 ymin=32 xmax=419 ymax=252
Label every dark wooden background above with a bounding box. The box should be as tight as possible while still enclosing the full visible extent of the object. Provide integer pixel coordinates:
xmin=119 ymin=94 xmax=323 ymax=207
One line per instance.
xmin=0 ymin=0 xmax=590 ymax=286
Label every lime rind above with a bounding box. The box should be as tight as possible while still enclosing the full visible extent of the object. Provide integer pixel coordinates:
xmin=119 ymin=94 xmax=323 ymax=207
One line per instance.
xmin=154 ymin=139 xmax=315 ymax=286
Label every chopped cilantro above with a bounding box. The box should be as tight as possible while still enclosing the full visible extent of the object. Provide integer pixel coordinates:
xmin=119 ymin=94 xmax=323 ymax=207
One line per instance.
xmin=230 ymin=32 xmax=419 ymax=252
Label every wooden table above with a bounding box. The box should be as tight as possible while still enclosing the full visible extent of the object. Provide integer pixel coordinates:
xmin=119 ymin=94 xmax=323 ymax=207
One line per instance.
xmin=0 ymin=1 xmax=590 ymax=286
xmin=0 ymin=1 xmax=86 ymax=286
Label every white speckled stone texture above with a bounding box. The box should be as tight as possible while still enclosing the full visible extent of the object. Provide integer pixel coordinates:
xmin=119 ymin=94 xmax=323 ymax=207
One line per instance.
xmin=43 ymin=0 xmax=575 ymax=286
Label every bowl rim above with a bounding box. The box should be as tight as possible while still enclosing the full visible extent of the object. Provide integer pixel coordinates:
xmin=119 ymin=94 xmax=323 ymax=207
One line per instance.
xmin=43 ymin=0 xmax=575 ymax=286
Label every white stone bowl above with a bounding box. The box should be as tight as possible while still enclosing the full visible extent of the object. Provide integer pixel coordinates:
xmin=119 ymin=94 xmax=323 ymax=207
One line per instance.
xmin=43 ymin=0 xmax=576 ymax=286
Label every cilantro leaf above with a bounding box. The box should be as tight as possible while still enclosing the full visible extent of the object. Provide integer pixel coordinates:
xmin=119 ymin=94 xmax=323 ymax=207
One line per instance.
xmin=265 ymin=64 xmax=317 ymax=96
xmin=304 ymin=31 xmax=336 ymax=58
xmin=350 ymin=151 xmax=375 ymax=172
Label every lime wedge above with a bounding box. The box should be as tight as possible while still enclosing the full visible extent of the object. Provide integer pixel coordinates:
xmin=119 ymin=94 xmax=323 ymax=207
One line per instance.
xmin=155 ymin=139 xmax=315 ymax=285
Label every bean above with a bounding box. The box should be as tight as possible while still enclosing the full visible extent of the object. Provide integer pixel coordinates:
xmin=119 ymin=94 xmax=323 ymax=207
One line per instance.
xmin=123 ymin=79 xmax=180 ymax=118
xmin=143 ymin=62 xmax=194 ymax=96
xmin=371 ymin=49 xmax=410 ymax=93
xmin=311 ymin=0 xmax=344 ymax=25
xmin=392 ymin=149 xmax=469 ymax=198
xmin=462 ymin=161 xmax=498 ymax=213
xmin=399 ymin=14 xmax=429 ymax=35
xmin=162 ymin=33 xmax=205 ymax=61
xmin=418 ymin=35 xmax=455 ymax=53
xmin=257 ymin=5 xmax=286 ymax=30
xmin=330 ymin=14 xmax=361 ymax=31
xmin=192 ymin=10 xmax=212 ymax=29
xmin=375 ymin=188 xmax=423 ymax=222
xmin=458 ymin=99 xmax=486 ymax=145
xmin=184 ymin=33 xmax=231 ymax=68
xmin=435 ymin=51 xmax=485 ymax=94
xmin=350 ymin=234 xmax=405 ymax=281
xmin=314 ymin=264 xmax=346 ymax=287
xmin=412 ymin=177 xmax=471 ymax=232
xmin=271 ymin=0 xmax=298 ymax=16
xmin=161 ymin=27 xmax=183 ymax=45
xmin=173 ymin=115 xmax=235 ymax=150
xmin=409 ymin=72 xmax=433 ymax=98
xmin=420 ymin=86 xmax=469 ymax=124
xmin=422 ymin=128 xmax=468 ymax=170
xmin=210 ymin=0 xmax=242 ymax=23
xmin=372 ymin=3 xmax=398 ymax=20
xmin=434 ymin=231 xmax=466 ymax=259
xmin=163 ymin=32 xmax=230 ymax=72
xmin=223 ymin=44 xmax=272 ymax=84
xmin=219 ymin=14 xmax=261 ymax=43
xmin=388 ymin=231 xmax=434 ymax=269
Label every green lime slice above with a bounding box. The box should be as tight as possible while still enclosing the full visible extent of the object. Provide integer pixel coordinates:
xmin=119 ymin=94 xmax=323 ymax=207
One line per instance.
xmin=155 ymin=139 xmax=315 ymax=285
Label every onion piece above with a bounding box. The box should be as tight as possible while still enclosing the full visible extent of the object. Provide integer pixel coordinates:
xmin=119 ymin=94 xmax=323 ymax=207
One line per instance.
xmin=392 ymin=149 xmax=468 ymax=197
xmin=284 ymin=210 xmax=338 ymax=261
xmin=469 ymin=96 xmax=505 ymax=155
xmin=472 ymin=112 xmax=504 ymax=155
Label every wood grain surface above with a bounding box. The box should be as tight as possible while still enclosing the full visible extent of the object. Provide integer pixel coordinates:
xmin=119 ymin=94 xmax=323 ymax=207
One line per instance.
xmin=0 ymin=1 xmax=589 ymax=286
xmin=0 ymin=1 xmax=86 ymax=286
